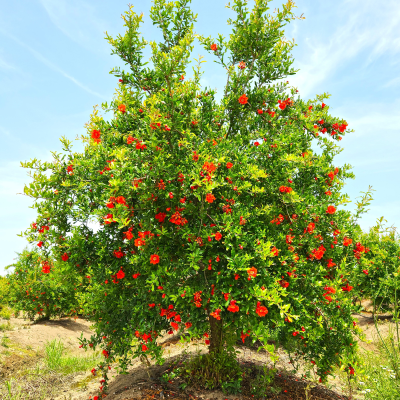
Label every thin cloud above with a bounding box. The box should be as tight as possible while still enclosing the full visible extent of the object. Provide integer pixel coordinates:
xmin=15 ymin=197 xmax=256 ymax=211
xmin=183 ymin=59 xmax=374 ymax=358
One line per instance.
xmin=0 ymin=54 xmax=14 ymax=70
xmin=0 ymin=29 xmax=106 ymax=99
xmin=291 ymin=0 xmax=400 ymax=98
xmin=383 ymin=76 xmax=400 ymax=88
xmin=0 ymin=126 xmax=10 ymax=136
xmin=39 ymin=0 xmax=109 ymax=54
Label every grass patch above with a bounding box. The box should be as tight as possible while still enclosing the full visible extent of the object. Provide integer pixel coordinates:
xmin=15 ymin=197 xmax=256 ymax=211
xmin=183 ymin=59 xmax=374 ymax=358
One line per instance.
xmin=44 ymin=339 xmax=101 ymax=374
xmin=0 ymin=339 xmax=102 ymax=399
xmin=0 ymin=321 xmax=12 ymax=331
xmin=0 ymin=306 xmax=14 ymax=320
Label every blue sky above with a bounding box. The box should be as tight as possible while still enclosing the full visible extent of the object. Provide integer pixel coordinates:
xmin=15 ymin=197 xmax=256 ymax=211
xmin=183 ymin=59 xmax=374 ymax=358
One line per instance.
xmin=1 ymin=0 xmax=400 ymax=275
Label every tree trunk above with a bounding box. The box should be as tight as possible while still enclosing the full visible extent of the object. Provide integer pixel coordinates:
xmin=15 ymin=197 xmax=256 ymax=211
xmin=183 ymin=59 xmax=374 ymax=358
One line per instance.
xmin=209 ymin=315 xmax=223 ymax=355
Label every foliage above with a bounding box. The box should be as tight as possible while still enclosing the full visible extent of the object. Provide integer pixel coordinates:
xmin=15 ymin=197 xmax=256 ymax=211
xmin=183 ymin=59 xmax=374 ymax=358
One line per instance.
xmin=350 ymin=218 xmax=400 ymax=313
xmin=0 ymin=306 xmax=13 ymax=320
xmin=6 ymin=249 xmax=85 ymax=321
xmin=0 ymin=276 xmax=10 ymax=307
xmin=249 ymin=365 xmax=279 ymax=397
xmin=18 ymin=0 xmax=371 ymax=395
xmin=356 ymin=339 xmax=400 ymax=399
xmin=44 ymin=339 xmax=101 ymax=374
xmin=180 ymin=329 xmax=242 ymax=393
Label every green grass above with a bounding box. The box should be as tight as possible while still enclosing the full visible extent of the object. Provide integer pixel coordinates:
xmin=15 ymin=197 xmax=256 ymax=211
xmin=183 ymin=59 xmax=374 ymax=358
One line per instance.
xmin=355 ymin=339 xmax=400 ymax=399
xmin=44 ymin=339 xmax=101 ymax=374
xmin=0 ymin=306 xmax=14 ymax=320
xmin=0 ymin=339 xmax=102 ymax=399
xmin=0 ymin=321 xmax=12 ymax=331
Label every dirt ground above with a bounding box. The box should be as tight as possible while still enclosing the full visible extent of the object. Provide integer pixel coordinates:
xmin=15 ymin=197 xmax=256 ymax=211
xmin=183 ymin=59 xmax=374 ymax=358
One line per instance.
xmin=0 ymin=306 xmax=394 ymax=400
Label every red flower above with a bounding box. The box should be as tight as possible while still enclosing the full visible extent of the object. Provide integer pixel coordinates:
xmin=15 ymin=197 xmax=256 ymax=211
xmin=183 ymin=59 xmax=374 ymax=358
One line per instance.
xmin=325 ymin=190 xmax=332 ymax=196
xmin=171 ymin=322 xmax=179 ymax=331
xmin=61 ymin=253 xmax=69 ymax=262
xmin=238 ymin=61 xmax=246 ymax=69
xmin=214 ymin=232 xmax=222 ymax=241
xmin=123 ymin=229 xmax=134 ymax=240
xmin=271 ymin=247 xmax=279 ymax=257
xmin=142 ymin=344 xmax=148 ymax=352
xmin=91 ymin=129 xmax=101 ymax=143
xmin=106 ymin=202 xmax=114 ymax=209
xmin=238 ymin=94 xmax=248 ymax=105
xmin=102 ymin=350 xmax=109 ymax=358
xmin=37 ymin=241 xmax=43 ymax=248
xmin=155 ymin=212 xmax=166 ymax=223
xmin=118 ymin=104 xmax=126 ymax=113
xmin=257 ymin=109 xmax=263 ymax=114
xmin=241 ymin=331 xmax=250 ymax=343
xmin=227 ymin=300 xmax=239 ymax=312
xmin=256 ymin=302 xmax=268 ymax=317
xmin=205 ymin=339 xmax=210 ymax=345
xmin=247 ymin=267 xmax=257 ymax=278
xmin=362 ymin=269 xmax=369 ymax=275
xmin=116 ymin=269 xmax=125 ymax=280
xmin=185 ymin=322 xmax=192 ymax=329
xmin=279 ymin=279 xmax=289 ymax=288
xmin=343 ymin=237 xmax=353 ymax=247
xmin=286 ymin=235 xmax=294 ymax=244
xmin=202 ymin=161 xmax=217 ymax=174
xmin=150 ymin=254 xmax=160 ymax=264
xmin=341 ymin=283 xmax=353 ymax=292
xmin=349 ymin=366 xmax=355 ymax=375
xmin=210 ymin=43 xmax=217 ymax=51
xmin=113 ymin=248 xmax=124 ymax=258
xmin=327 ymin=259 xmax=336 ymax=268
xmin=41 ymin=261 xmax=51 ymax=274
xmin=134 ymin=238 xmax=145 ymax=247
xmin=210 ymin=308 xmax=221 ymax=320
xmin=206 ymin=193 xmax=216 ymax=203
xmin=254 ymin=141 xmax=260 ymax=147
xmin=226 ymin=162 xmax=233 ymax=169
xmin=326 ymin=205 xmax=336 ymax=214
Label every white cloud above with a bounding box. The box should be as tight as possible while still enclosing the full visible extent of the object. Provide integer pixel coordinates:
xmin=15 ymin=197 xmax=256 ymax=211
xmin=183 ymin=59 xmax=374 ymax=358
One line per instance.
xmin=0 ymin=54 xmax=14 ymax=70
xmin=383 ymin=76 xmax=400 ymax=88
xmin=0 ymin=29 xmax=106 ymax=99
xmin=0 ymin=126 xmax=10 ymax=136
xmin=290 ymin=0 xmax=400 ymax=98
xmin=39 ymin=0 xmax=109 ymax=54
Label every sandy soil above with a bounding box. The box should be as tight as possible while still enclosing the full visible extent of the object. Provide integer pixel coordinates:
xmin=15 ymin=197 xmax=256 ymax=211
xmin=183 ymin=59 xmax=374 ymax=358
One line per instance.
xmin=1 ymin=308 xmax=395 ymax=400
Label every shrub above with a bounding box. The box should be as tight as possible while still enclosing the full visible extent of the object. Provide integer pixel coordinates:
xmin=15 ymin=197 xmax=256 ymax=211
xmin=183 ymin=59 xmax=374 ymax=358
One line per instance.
xmin=19 ymin=0 xmax=371 ymax=395
xmin=350 ymin=218 xmax=400 ymax=313
xmin=0 ymin=276 xmax=10 ymax=307
xmin=7 ymin=249 xmax=85 ymax=321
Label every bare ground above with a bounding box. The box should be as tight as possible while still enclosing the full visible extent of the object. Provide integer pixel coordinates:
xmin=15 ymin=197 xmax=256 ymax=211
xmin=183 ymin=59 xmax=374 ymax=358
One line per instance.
xmin=0 ymin=305 xmax=394 ymax=400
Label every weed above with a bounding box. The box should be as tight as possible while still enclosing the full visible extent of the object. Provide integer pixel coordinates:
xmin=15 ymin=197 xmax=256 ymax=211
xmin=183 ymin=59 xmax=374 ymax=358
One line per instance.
xmin=0 ymin=306 xmax=13 ymax=320
xmin=45 ymin=339 xmax=64 ymax=370
xmin=0 ymin=321 xmax=12 ymax=331
xmin=249 ymin=365 xmax=279 ymax=398
xmin=3 ymin=378 xmax=24 ymax=400
xmin=1 ymin=335 xmax=11 ymax=347
xmin=44 ymin=339 xmax=101 ymax=375
xmin=181 ymin=349 xmax=243 ymax=394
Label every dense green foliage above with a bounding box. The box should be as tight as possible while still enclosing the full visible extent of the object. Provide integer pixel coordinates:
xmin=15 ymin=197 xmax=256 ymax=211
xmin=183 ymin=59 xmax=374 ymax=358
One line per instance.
xmin=350 ymin=219 xmax=400 ymax=312
xmin=17 ymin=0 xmax=373 ymax=395
xmin=7 ymin=250 xmax=85 ymax=320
